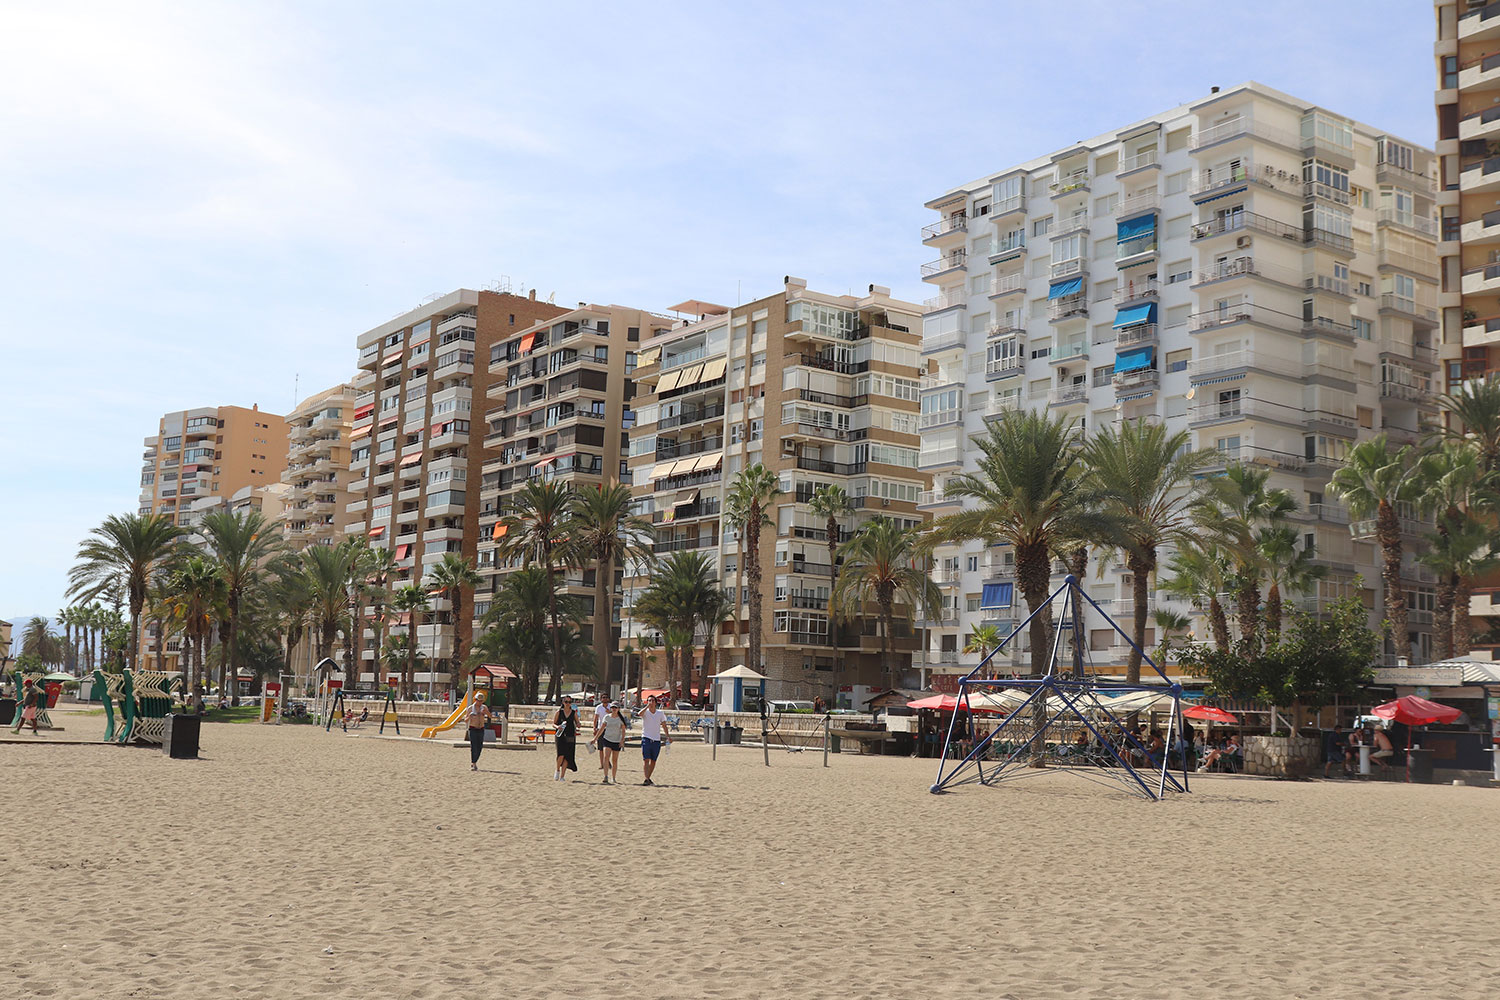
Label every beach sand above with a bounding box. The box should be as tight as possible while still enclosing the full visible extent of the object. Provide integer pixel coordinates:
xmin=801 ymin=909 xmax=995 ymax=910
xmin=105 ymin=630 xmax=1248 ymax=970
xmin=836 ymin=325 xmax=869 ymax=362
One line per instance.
xmin=4 ymin=710 xmax=1499 ymax=999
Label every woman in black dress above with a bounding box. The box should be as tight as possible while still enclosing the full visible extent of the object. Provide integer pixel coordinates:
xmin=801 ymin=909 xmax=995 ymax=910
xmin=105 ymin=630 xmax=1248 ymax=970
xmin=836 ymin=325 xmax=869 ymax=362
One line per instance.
xmin=553 ymin=695 xmax=580 ymax=782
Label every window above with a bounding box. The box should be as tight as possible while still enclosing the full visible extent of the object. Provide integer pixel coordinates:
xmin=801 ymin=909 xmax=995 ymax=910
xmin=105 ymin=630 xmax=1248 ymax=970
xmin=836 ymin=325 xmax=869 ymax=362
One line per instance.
xmin=1165 ymin=128 xmax=1189 ymax=153
xmin=1165 ymin=349 xmax=1190 ymax=373
xmin=1051 ymin=233 xmax=1084 ymax=263
xmin=1442 ymin=55 xmax=1458 ymax=90
xmin=749 ymin=418 xmax=762 ymax=441
xmin=1032 ymin=217 xmax=1053 ymax=237
xmin=1356 ymin=281 xmax=1372 ymax=297
xmin=1353 ymin=318 xmax=1373 ymax=340
xmin=1165 ymin=215 xmax=1190 ymax=240
xmin=1164 ymin=169 xmax=1190 ymax=195
xmin=751 ymin=351 xmax=766 ymax=370
xmin=1166 ymin=260 xmax=1192 ymax=284
xmin=967 ymin=555 xmax=979 ymax=572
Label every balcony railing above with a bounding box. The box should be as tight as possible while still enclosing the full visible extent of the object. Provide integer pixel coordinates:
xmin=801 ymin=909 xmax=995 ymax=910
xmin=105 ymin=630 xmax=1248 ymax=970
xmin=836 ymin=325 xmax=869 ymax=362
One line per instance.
xmin=1115 ymin=323 xmax=1157 ymax=347
xmin=1051 ymin=170 xmax=1089 ymax=195
xmin=1118 ymin=149 xmax=1159 ymax=173
xmin=1114 ymin=232 xmax=1158 ymax=261
xmin=1189 ymin=117 xmax=1300 ymax=151
xmin=921 ymin=251 xmax=967 ymax=277
xmin=923 ymin=289 xmax=967 ymax=313
xmin=1048 ymin=385 xmax=1088 ymax=407
xmin=1190 ymin=211 xmax=1302 ymax=242
xmin=1049 ymin=257 xmax=1086 ymax=280
xmin=786 ymin=352 xmax=861 ymax=375
xmin=989 ymin=271 xmax=1027 ymax=297
xmin=921 ymin=213 xmax=967 ymax=240
xmin=1047 ymin=295 xmax=1087 ymax=322
xmin=922 ymin=327 xmax=967 ymax=353
xmin=986 ymin=357 xmax=1024 ymax=378
xmin=795 ymin=456 xmax=864 ymax=476
xmin=656 ymin=403 xmax=726 ymax=430
xmin=1113 ymin=278 xmax=1159 ymax=304
xmin=1379 ymin=294 xmax=1438 ymax=323
xmin=1113 ymin=368 xmax=1159 ymax=392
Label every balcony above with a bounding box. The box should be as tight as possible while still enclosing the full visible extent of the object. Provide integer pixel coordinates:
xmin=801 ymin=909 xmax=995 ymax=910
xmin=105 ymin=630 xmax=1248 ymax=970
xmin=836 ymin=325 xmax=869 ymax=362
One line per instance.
xmin=1191 ymin=210 xmax=1302 ymax=246
xmin=436 ymin=312 xmax=477 ymax=335
xmin=1380 ymin=373 xmax=1434 ymax=403
xmin=1459 ymin=1 xmax=1500 ymax=41
xmin=1189 ymin=161 xmax=1303 ymax=202
xmin=990 ymin=193 xmax=1026 ymax=221
xmin=794 ymin=456 xmax=864 ymax=476
xmin=1049 ymin=343 xmax=1088 ymax=366
xmin=1378 ymin=293 xmax=1439 ymax=327
xmin=988 ymin=271 xmax=1027 ymax=300
xmin=921 ymin=250 xmax=967 ymax=281
xmin=921 ymin=213 xmax=968 ymax=244
xmin=1461 ymin=51 xmax=1500 ymax=92
xmin=921 ymin=326 xmax=967 ymax=355
xmin=1115 ymin=190 xmax=1159 ymax=220
xmin=917 ymin=489 xmax=964 ymax=509
xmin=987 ymin=237 xmax=1027 ymax=265
xmin=1114 ymin=232 xmax=1158 ymax=267
xmin=1189 ymin=117 xmax=1299 ymax=153
xmin=1461 ymin=104 xmax=1500 ymax=144
xmin=1460 ymin=208 xmax=1500 ymax=246
xmin=1049 ymin=257 xmax=1087 ymax=281
xmin=1461 ymin=156 xmax=1500 ymax=195
xmin=1375 ymin=209 xmax=1437 ymax=239
xmin=1192 ymin=256 xmax=1302 ymax=290
xmin=1200 ymin=444 xmax=1308 ymax=474
xmin=985 ymin=357 xmax=1024 ymax=380
xmin=785 ymin=352 xmax=861 ymax=375
xmin=923 ymin=289 xmax=967 ymax=314
xmin=1115 ymin=323 xmax=1157 ymax=348
xmin=1112 ymin=368 xmax=1159 ymax=393
xmin=1117 ymin=148 xmax=1160 ymax=177
xmin=1050 ymin=169 xmax=1089 ymax=198
xmin=1462 ymin=262 xmax=1500 ymax=298
xmin=918 ymin=445 xmax=962 ymax=468
xmin=1113 ymin=277 xmax=1159 ymax=305
xmin=1047 ymin=294 xmax=1087 ymax=323
xmin=1047 ymin=385 xmax=1088 ymax=408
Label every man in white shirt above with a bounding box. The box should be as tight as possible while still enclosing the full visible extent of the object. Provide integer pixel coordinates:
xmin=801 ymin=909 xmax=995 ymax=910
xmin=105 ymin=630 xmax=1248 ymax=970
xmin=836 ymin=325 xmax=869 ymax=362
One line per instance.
xmin=638 ymin=695 xmax=672 ymax=786
xmin=593 ymin=698 xmax=609 ymax=769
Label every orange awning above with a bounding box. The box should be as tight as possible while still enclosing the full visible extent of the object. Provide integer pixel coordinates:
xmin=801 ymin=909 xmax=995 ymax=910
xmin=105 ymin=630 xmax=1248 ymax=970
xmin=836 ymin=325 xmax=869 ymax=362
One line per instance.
xmin=382 ymin=350 xmax=402 ymax=364
xmin=368 ymin=525 xmax=385 ymax=538
xmin=353 ymin=403 xmax=375 ymax=419
xmin=350 ymin=425 xmax=372 ymax=440
xmin=430 ymin=422 xmax=450 ymax=435
xmin=379 ymin=418 xmax=397 ymax=430
xmin=491 ymin=523 xmax=508 ymax=541
xmin=400 ymin=452 xmax=423 ymax=466
xmin=519 ymin=332 xmax=537 ymax=354
xmin=395 ymin=543 xmax=411 ymax=560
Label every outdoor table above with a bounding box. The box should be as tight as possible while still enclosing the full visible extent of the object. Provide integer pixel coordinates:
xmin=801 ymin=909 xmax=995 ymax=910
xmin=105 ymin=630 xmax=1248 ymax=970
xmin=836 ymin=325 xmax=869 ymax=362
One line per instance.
xmin=1356 ymin=745 xmax=1372 ymax=775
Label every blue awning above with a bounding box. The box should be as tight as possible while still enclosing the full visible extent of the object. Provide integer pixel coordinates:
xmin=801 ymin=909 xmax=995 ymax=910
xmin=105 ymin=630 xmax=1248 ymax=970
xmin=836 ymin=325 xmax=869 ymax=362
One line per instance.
xmin=980 ymin=582 xmax=1014 ymax=609
xmin=1117 ymin=214 xmax=1157 ymax=241
xmin=1113 ymin=303 xmax=1157 ymax=328
xmin=1115 ymin=346 xmax=1154 ymax=373
xmin=1048 ymin=277 xmax=1083 ymax=300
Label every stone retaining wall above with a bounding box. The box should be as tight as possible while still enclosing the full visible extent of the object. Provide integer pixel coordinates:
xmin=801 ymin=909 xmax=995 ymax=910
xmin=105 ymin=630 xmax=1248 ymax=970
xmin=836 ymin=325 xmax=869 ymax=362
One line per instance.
xmin=1243 ymin=735 xmax=1321 ymax=777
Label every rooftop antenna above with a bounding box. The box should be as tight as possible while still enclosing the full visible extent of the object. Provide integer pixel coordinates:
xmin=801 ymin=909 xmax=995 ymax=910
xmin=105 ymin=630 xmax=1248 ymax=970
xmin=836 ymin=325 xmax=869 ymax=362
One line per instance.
xmin=292 ymin=372 xmax=299 ymax=409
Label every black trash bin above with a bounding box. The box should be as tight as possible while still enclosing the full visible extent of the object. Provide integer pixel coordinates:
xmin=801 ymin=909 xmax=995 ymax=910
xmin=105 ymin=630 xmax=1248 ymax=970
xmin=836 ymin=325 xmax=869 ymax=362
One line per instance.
xmin=0 ymin=697 xmax=15 ymax=726
xmin=726 ymin=725 xmax=743 ymax=746
xmin=1406 ymin=747 xmax=1435 ymax=783
xmin=163 ymin=714 xmax=201 ymax=759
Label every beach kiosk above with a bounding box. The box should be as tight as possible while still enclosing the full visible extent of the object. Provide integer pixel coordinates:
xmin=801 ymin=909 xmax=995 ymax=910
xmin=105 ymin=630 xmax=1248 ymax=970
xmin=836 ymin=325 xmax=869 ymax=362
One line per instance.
xmin=712 ymin=664 xmax=766 ymax=713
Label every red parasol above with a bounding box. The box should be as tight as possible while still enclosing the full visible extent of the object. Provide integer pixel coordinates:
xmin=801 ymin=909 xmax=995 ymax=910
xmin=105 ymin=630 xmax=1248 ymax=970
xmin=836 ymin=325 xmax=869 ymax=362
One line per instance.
xmin=907 ymin=694 xmax=1004 ymax=714
xmin=1371 ymin=695 xmax=1462 ymax=727
xmin=1183 ymin=705 xmax=1239 ymax=723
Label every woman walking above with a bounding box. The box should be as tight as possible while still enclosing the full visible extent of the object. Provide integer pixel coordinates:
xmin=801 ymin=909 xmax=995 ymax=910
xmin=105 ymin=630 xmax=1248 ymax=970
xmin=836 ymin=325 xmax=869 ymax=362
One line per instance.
xmin=553 ymin=695 xmax=580 ymax=782
xmin=19 ymin=680 xmax=41 ymax=736
xmin=597 ymin=702 xmax=626 ymax=784
xmin=465 ymin=692 xmax=491 ymax=771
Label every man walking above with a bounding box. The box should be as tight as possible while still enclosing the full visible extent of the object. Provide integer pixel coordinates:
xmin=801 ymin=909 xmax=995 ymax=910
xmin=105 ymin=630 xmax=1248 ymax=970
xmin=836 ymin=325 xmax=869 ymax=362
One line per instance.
xmin=639 ymin=695 xmax=672 ymax=786
xmin=466 ymin=692 xmax=492 ymax=771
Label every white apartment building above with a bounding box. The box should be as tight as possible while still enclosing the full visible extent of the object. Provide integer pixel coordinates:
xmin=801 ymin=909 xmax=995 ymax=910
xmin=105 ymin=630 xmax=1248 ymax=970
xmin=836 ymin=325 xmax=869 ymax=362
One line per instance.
xmin=918 ymin=82 xmax=1440 ymax=677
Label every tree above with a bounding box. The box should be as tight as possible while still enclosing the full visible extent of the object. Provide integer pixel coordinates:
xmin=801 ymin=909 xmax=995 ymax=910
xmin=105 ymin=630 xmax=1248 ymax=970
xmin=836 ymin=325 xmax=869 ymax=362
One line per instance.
xmin=1256 ymin=525 xmax=1326 ymax=643
xmin=1159 ymin=541 xmax=1233 ymax=652
xmin=929 ymin=411 xmax=1113 ymax=677
xmin=199 ymin=509 xmax=282 ymax=706
xmin=472 ymin=566 xmax=583 ymax=704
xmin=1150 ymin=609 xmax=1193 ymax=669
xmin=727 ymin=464 xmax=780 ymax=680
xmin=695 ymin=586 xmax=734 ymax=706
xmin=1421 ymin=513 xmax=1497 ymax=660
xmin=300 ymin=542 xmax=355 ymax=668
xmin=1083 ymin=421 xmax=1212 ymax=684
xmin=391 ymin=583 xmax=432 ymax=698
xmin=1330 ymin=435 xmax=1419 ymax=663
xmin=571 ymin=482 xmax=655 ymax=694
xmin=496 ymin=480 xmax=583 ymax=704
xmin=67 ymin=513 xmax=185 ymax=671
xmin=363 ymin=546 xmax=400 ymax=687
xmin=834 ymin=519 xmax=942 ymax=690
xmin=1436 ymin=375 xmax=1500 ymax=473
xmin=167 ymin=557 xmax=226 ymax=695
xmin=963 ymin=623 xmax=1004 ymax=660
xmin=21 ymin=617 xmax=62 ymax=666
xmin=268 ymin=564 xmax=314 ymax=687
xmin=1414 ymin=442 xmax=1492 ymax=659
xmin=427 ymin=552 xmax=482 ymax=691
xmin=807 ymin=484 xmax=855 ymax=665
xmin=1202 ymin=463 xmax=1297 ymax=656
xmin=634 ymin=551 xmax=717 ymax=701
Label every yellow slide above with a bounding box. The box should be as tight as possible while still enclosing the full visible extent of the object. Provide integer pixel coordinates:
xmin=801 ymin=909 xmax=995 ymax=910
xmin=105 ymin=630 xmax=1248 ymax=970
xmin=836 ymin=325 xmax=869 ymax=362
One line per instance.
xmin=421 ymin=693 xmax=470 ymax=739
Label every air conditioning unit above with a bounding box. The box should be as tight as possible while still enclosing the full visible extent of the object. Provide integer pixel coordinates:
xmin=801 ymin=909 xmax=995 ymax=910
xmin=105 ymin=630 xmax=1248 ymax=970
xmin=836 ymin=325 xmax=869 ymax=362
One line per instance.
xmin=1058 ymin=366 xmax=1069 ymax=377
xmin=782 ymin=440 xmax=796 ymax=456
xmin=881 ymin=498 xmax=890 ymax=507
xmin=1236 ymin=235 xmax=1252 ymax=249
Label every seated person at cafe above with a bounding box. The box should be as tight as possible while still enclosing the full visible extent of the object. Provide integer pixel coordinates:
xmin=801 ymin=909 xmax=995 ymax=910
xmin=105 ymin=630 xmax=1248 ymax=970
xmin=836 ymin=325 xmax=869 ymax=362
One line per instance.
xmin=1199 ymin=733 xmax=1241 ymax=772
xmin=1370 ymin=725 xmax=1396 ymax=771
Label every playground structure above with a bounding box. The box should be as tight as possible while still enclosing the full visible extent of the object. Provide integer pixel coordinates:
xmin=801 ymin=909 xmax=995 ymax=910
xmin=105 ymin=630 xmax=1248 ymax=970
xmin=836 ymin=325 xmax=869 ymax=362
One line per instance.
xmin=324 ymin=681 xmax=401 ymax=735
xmin=93 ymin=668 xmax=182 ymax=745
xmin=930 ymin=575 xmax=1190 ymax=802
xmin=421 ymin=665 xmax=514 ymax=740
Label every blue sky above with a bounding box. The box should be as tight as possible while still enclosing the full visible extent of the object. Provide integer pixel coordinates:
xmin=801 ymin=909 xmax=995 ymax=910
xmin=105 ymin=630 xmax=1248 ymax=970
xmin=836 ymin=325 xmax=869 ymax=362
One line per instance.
xmin=0 ymin=0 xmax=1433 ymax=623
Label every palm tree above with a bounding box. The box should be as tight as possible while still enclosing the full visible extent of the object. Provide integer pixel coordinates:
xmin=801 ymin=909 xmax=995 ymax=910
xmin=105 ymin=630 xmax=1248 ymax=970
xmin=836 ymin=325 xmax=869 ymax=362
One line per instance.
xmin=496 ymin=480 xmax=582 ymax=704
xmin=1331 ymin=436 xmax=1419 ymax=663
xmin=21 ymin=617 xmax=61 ymax=666
xmin=571 ymin=482 xmax=655 ymax=694
xmin=1203 ymin=463 xmax=1297 ymax=655
xmin=1436 ymin=375 xmax=1500 ymax=472
xmin=474 ymin=566 xmax=577 ymax=703
xmin=929 ymin=411 xmax=1112 ymax=676
xmin=1452 ymin=521 xmax=1500 ymax=657
xmin=168 ymin=556 xmax=226 ymax=695
xmin=363 ymin=546 xmax=400 ymax=687
xmin=1150 ymin=609 xmax=1193 ymax=668
xmin=834 ymin=519 xmax=942 ymax=690
xmin=634 ymin=551 xmax=717 ymax=700
xmin=199 ymin=509 xmax=282 ymax=706
xmin=727 ymin=464 xmax=780 ymax=679
xmin=391 ymin=583 xmax=432 ymax=698
xmin=381 ymin=633 xmax=423 ymax=687
xmin=1083 ymin=421 xmax=1212 ymax=684
xmin=55 ymin=607 xmax=75 ymax=674
xmin=695 ymin=586 xmax=734 ymax=705
xmin=1160 ymin=541 xmax=1233 ymax=652
xmin=268 ymin=564 xmax=315 ymax=688
xmin=300 ymin=542 xmax=355 ymax=669
xmin=1256 ymin=525 xmax=1326 ymax=642
xmin=963 ymin=623 xmax=1003 ymax=660
xmin=427 ymin=552 xmax=482 ymax=692
xmin=1421 ymin=513 xmax=1497 ymax=659
xmin=807 ymin=484 xmax=855 ymax=665
xmin=67 ymin=513 xmax=185 ymax=671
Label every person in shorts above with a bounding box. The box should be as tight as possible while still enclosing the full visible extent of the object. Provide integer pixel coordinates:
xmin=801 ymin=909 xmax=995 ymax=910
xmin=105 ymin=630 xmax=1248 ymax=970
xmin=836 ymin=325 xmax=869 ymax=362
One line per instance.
xmin=593 ymin=698 xmax=610 ymax=770
xmin=1371 ymin=725 xmax=1396 ymax=772
xmin=19 ymin=680 xmax=41 ymax=735
xmin=597 ymin=703 xmax=626 ymax=784
xmin=638 ymin=695 xmax=672 ymax=786
xmin=1323 ymin=725 xmax=1350 ymax=778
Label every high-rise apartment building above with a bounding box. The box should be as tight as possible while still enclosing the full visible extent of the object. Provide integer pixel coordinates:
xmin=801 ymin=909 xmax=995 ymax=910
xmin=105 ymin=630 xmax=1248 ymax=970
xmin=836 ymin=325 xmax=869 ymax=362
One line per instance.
xmin=918 ymin=82 xmax=1440 ymax=677
xmin=138 ymin=405 xmax=289 ymax=527
xmin=282 ymin=382 xmax=356 ymax=550
xmin=346 ymin=289 xmax=567 ymax=686
xmin=624 ymin=279 xmax=927 ymax=701
xmin=473 ymin=303 xmax=670 ymax=685
xmin=1436 ymin=1 xmax=1500 ymax=384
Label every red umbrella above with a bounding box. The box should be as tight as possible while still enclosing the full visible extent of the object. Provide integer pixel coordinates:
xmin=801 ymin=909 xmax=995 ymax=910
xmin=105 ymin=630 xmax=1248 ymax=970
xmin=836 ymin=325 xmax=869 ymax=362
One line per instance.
xmin=1371 ymin=695 xmax=1462 ymax=727
xmin=1183 ymin=705 xmax=1238 ymax=723
xmin=907 ymin=694 xmax=1003 ymax=714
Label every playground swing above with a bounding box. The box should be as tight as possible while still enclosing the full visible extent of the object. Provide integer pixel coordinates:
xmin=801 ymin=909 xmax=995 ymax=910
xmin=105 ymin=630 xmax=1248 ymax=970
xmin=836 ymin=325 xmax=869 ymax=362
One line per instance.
xmin=929 ymin=575 xmax=1191 ymax=803
xmin=326 ymin=684 xmax=401 ymax=735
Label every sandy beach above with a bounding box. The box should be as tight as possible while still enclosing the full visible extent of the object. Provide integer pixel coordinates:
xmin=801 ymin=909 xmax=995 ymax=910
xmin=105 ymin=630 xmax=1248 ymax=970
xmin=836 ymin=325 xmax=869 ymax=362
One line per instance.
xmin=4 ymin=711 xmax=1499 ymax=1000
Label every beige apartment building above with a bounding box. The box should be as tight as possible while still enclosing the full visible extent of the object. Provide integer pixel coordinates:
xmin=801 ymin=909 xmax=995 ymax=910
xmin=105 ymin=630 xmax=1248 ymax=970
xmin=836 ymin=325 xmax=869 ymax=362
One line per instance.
xmin=1436 ymin=1 xmax=1500 ymax=384
xmin=282 ymin=382 xmax=356 ymax=550
xmin=624 ymin=278 xmax=928 ymax=702
xmin=473 ymin=303 xmax=671 ymax=688
xmin=346 ymin=289 xmax=567 ymax=687
xmin=138 ymin=405 xmax=289 ymax=526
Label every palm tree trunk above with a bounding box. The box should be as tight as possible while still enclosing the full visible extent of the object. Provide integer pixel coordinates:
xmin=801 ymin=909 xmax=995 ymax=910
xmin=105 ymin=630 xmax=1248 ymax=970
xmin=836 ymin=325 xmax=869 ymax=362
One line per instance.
xmin=1208 ymin=596 xmax=1229 ymax=652
xmin=1126 ymin=551 xmax=1149 ymax=685
xmin=747 ymin=505 xmax=764 ymax=680
xmin=826 ymin=516 xmax=839 ymax=671
xmin=593 ymin=556 xmax=611 ymax=694
xmin=452 ymin=589 xmax=465 ymax=696
xmin=1265 ymin=584 xmax=1283 ymax=644
xmin=879 ymin=596 xmax=894 ymax=690
xmin=1434 ymin=573 xmax=1457 ymax=661
xmin=406 ymin=619 xmax=417 ymax=699
xmin=1235 ymin=579 xmax=1261 ymax=655
xmin=1377 ymin=500 xmax=1411 ymax=662
xmin=545 ymin=557 xmax=563 ymax=704
xmin=1455 ymin=575 xmax=1476 ymax=656
xmin=1016 ymin=542 xmax=1051 ymax=678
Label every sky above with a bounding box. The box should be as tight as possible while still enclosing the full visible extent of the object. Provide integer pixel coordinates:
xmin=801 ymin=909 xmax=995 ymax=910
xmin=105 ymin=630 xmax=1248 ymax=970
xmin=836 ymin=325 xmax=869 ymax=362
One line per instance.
xmin=0 ymin=0 xmax=1434 ymax=624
